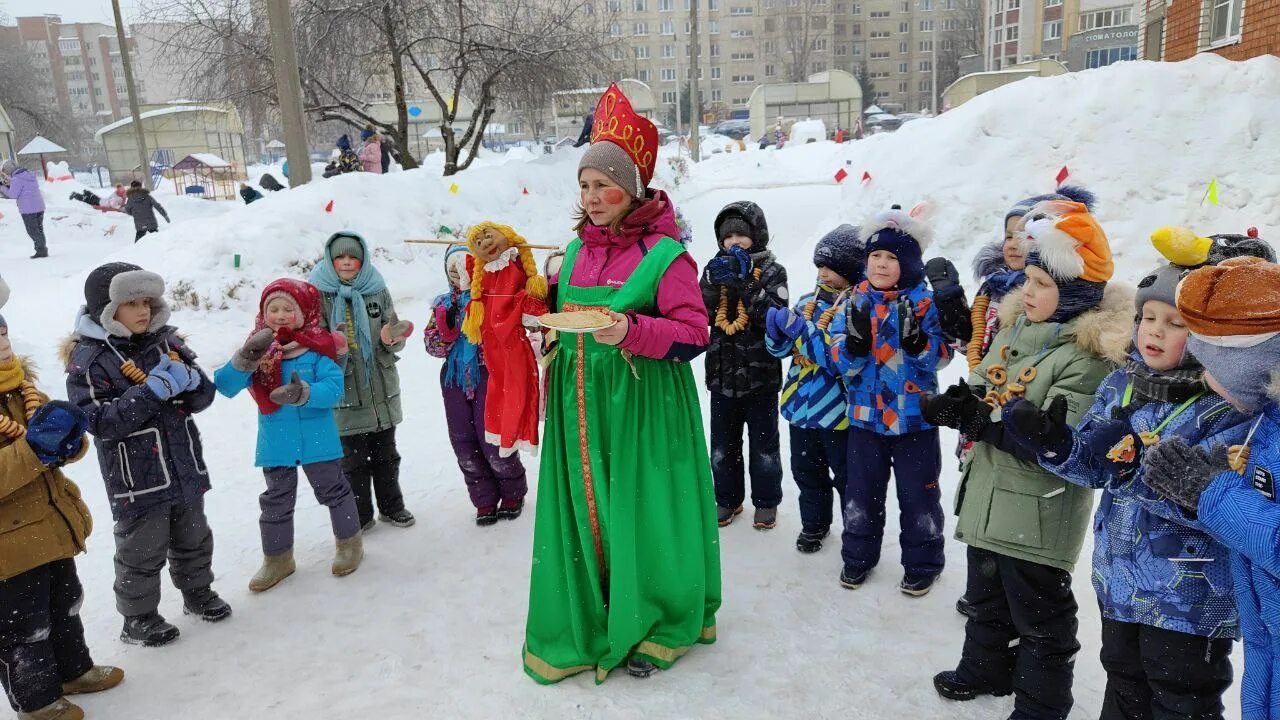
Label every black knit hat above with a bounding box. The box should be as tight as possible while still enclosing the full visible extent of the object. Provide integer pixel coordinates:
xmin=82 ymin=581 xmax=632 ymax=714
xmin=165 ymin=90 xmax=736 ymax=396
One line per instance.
xmin=813 ymin=224 xmax=864 ymax=284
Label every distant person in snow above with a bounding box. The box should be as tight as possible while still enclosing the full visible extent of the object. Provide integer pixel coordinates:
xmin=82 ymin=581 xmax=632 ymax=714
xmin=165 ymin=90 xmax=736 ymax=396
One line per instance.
xmin=99 ymin=184 xmax=127 ymax=211
xmin=259 ymin=174 xmax=285 ymax=192
xmin=0 ymin=159 xmax=49 ymax=258
xmin=379 ymin=134 xmax=396 ymax=173
xmin=239 ymin=183 xmax=263 ymax=205
xmin=573 ymin=113 xmax=593 ymax=147
xmin=358 ymin=128 xmax=383 ymax=174
xmin=334 ymin=134 xmax=361 ymax=174
xmin=124 ymin=181 xmax=170 ymax=243
xmin=281 ymin=160 xmax=289 ymax=180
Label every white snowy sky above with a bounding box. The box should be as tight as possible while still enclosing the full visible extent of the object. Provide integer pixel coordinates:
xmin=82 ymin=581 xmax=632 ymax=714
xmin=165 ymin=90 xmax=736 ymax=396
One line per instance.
xmin=4 ymin=0 xmax=141 ymax=25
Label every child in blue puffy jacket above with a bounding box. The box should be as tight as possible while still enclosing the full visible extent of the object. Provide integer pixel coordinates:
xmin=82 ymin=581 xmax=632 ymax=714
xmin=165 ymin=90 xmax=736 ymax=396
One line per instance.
xmin=1142 ymin=250 xmax=1280 ymax=720
xmin=822 ymin=206 xmax=951 ymax=596
xmin=1006 ymin=228 xmax=1276 ymax=719
xmin=765 ymin=224 xmax=862 ymax=554
xmin=213 ymin=278 xmax=362 ymax=593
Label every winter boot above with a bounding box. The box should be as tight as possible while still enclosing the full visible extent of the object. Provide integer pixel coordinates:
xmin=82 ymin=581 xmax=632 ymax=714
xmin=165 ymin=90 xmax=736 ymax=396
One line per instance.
xmin=932 ymin=670 xmax=1012 ymax=701
xmin=956 ymin=595 xmax=976 ymax=618
xmin=331 ymin=533 xmax=364 ymax=577
xmin=249 ymin=549 xmax=296 ymax=593
xmin=360 ymin=518 xmax=377 ymax=533
xmin=796 ymin=528 xmax=828 ymax=554
xmin=716 ymin=505 xmax=743 ymax=527
xmin=753 ymin=506 xmax=778 ymax=530
xmin=30 ymin=250 xmax=48 ymax=260
xmin=476 ymin=506 xmax=499 ymax=527
xmin=497 ymin=498 xmax=524 ymax=521
xmin=380 ymin=508 xmax=416 ymax=527
xmin=839 ymin=565 xmax=869 ymax=590
xmin=61 ymin=666 xmax=124 ymax=695
xmin=900 ymin=574 xmax=937 ymax=597
xmin=120 ymin=611 xmax=180 ymax=647
xmin=626 ymin=658 xmax=659 ymax=678
xmin=182 ymin=587 xmax=232 ymax=622
xmin=17 ymin=698 xmax=83 ymax=720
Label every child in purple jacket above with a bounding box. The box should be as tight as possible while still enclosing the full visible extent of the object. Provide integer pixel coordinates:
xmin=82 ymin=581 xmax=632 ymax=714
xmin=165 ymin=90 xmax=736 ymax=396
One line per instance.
xmin=0 ymin=159 xmax=48 ymax=258
xmin=424 ymin=245 xmax=528 ymax=526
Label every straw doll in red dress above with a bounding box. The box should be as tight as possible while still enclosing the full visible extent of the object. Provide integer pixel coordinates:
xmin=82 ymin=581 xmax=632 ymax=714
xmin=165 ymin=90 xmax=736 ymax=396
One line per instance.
xmin=461 ymin=223 xmax=549 ymax=457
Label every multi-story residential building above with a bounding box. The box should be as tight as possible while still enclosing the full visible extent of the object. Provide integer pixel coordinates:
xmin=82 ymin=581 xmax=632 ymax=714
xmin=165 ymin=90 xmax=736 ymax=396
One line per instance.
xmin=11 ymin=15 xmax=144 ymax=121
xmin=983 ymin=0 xmax=1084 ymax=69
xmin=1064 ymin=0 xmax=1140 ymax=69
xmin=606 ymin=0 xmax=950 ymax=121
xmin=1140 ymin=0 xmax=1277 ymax=61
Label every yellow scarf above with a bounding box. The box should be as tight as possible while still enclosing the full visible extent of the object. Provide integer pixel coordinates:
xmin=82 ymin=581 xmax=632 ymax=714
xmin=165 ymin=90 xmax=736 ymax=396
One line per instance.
xmin=0 ymin=359 xmax=25 ymax=393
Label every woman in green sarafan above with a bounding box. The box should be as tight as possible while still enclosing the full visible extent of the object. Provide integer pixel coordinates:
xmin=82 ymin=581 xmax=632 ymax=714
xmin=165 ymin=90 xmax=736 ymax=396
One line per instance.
xmin=523 ymin=84 xmax=720 ymax=684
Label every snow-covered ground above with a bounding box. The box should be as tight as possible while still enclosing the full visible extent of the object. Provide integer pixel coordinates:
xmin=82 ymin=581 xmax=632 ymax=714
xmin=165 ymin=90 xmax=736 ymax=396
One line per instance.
xmin=1 ymin=54 xmax=1278 ymax=719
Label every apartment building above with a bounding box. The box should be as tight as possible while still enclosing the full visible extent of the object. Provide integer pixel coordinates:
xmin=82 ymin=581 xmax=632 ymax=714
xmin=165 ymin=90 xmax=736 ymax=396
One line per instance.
xmin=10 ymin=15 xmax=143 ymax=121
xmin=1064 ymin=0 xmax=1140 ymax=69
xmin=1141 ymin=0 xmax=1278 ymax=60
xmin=605 ymin=0 xmax=949 ymax=120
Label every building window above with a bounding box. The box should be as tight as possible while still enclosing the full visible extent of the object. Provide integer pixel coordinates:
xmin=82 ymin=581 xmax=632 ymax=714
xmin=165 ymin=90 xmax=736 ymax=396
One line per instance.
xmin=919 ymin=78 xmax=931 ymax=91
xmin=712 ymin=66 xmax=722 ymax=78
xmin=1006 ymin=0 xmax=1019 ymax=7
xmin=1208 ymin=0 xmax=1243 ymax=45
xmin=921 ymin=0 xmax=933 ymax=9
xmin=899 ymin=21 xmax=909 ymax=32
xmin=812 ymin=61 xmax=827 ymax=72
xmin=710 ymin=20 xmax=721 ymax=33
xmin=765 ymin=63 xmax=776 ymax=76
xmin=730 ymin=27 xmax=752 ymax=36
xmin=661 ymin=67 xmax=677 ymax=81
xmin=638 ymin=69 xmax=652 ymax=81
xmin=813 ymin=37 xmax=828 ymax=50
xmin=899 ymin=61 xmax=908 ymax=72
xmin=1080 ymin=8 xmax=1130 ymax=30
xmin=711 ymin=43 xmax=721 ymax=55
xmin=731 ymin=5 xmax=754 ymax=13
xmin=659 ymin=0 xmax=673 ymax=9
xmin=608 ymin=0 xmax=622 ymax=9
xmin=710 ymin=0 xmax=720 ymax=8
xmin=637 ymin=46 xmax=651 ymax=58
xmin=1085 ymin=45 xmax=1138 ymax=67
xmin=870 ymin=50 xmax=891 ymax=58
xmin=635 ymin=22 xmax=649 ymax=35
xmin=993 ymin=27 xmax=1003 ymax=42
xmin=731 ymin=74 xmax=756 ymax=82
xmin=635 ymin=0 xmax=647 ymax=10
xmin=898 ymin=81 xmax=908 ymax=92
xmin=918 ymin=59 xmax=932 ymax=70
xmin=836 ymin=42 xmax=848 ymax=55
xmin=871 ymin=29 xmax=891 ymax=38
xmin=661 ymin=44 xmax=673 ymax=57
xmin=899 ymin=40 xmax=909 ymax=52
xmin=712 ymin=89 xmax=723 ymax=101
xmin=1005 ymin=25 xmax=1018 ymax=39
xmin=662 ymin=91 xmax=678 ymax=103
xmin=1044 ymin=0 xmax=1061 ymax=6
xmin=613 ymin=46 xmax=625 ymax=59
xmin=610 ymin=23 xmax=622 ymax=35
xmin=875 ymin=90 xmax=890 ymax=100
xmin=870 ymin=10 xmax=891 ymax=18
xmin=919 ymin=19 xmax=933 ymax=30
xmin=853 ymin=22 xmax=862 ymax=33
xmin=662 ymin=19 xmax=675 ymax=33
xmin=854 ymin=44 xmax=863 ymax=55
xmin=1042 ymin=20 xmax=1062 ymax=39
xmin=919 ymin=40 xmax=933 ymax=51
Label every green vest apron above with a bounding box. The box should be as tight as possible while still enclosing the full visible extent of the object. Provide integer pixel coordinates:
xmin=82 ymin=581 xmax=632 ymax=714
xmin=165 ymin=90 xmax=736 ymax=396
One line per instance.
xmin=523 ymin=236 xmax=721 ymax=684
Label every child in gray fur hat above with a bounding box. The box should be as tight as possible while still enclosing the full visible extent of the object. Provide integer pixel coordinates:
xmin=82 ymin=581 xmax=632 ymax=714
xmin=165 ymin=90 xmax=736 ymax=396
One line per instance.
xmin=65 ymin=262 xmax=229 ymax=648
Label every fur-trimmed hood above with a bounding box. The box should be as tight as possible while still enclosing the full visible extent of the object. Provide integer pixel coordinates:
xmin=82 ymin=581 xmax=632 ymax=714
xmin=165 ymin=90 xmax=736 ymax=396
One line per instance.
xmin=998 ymin=282 xmax=1135 ymax=365
xmin=971 ymin=241 xmax=1007 ymax=281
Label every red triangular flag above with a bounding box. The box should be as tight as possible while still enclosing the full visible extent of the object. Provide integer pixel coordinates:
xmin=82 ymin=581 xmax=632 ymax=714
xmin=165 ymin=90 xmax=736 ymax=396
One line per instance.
xmin=834 ymin=168 xmax=849 ymax=183
xmin=324 ymin=200 xmax=334 ymax=213
xmin=1055 ymin=166 xmax=1069 ymax=185
xmin=861 ymin=171 xmax=872 ymax=183
xmin=522 ymin=187 xmax=529 ymax=195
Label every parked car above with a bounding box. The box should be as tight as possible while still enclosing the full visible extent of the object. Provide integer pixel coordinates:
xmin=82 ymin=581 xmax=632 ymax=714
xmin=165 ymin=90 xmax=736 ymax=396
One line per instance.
xmin=713 ymin=119 xmax=752 ymax=139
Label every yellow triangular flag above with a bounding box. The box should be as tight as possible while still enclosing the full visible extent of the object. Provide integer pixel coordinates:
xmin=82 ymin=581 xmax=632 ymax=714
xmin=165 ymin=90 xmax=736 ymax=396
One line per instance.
xmin=1206 ymin=178 xmax=1219 ymax=206
xmin=449 ymin=183 xmax=459 ymax=194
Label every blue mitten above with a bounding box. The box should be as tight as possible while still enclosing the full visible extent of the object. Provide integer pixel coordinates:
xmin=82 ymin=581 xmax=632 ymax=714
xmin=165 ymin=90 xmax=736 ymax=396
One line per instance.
xmin=766 ymin=306 xmax=805 ymax=341
xmin=729 ymin=246 xmax=752 ymax=280
xmin=26 ymin=401 xmax=89 ymax=466
xmin=144 ymin=355 xmax=183 ymax=401
xmin=707 ymin=256 xmax=738 ymax=285
xmin=166 ymin=359 xmax=201 ymax=393
xmin=1080 ymin=407 xmax=1143 ymax=477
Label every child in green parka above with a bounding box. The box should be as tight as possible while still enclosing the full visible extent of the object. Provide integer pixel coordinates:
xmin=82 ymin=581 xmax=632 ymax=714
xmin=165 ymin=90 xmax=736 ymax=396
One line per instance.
xmin=310 ymin=232 xmax=416 ymax=531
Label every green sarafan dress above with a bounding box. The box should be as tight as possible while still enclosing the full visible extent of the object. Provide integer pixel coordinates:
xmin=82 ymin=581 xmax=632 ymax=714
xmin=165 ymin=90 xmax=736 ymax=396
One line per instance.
xmin=523 ymin=236 xmax=722 ymax=684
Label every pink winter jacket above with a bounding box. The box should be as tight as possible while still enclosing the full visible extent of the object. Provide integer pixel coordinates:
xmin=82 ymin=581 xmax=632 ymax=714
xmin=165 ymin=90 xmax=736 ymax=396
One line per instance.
xmin=359 ymin=141 xmax=383 ymax=174
xmin=559 ymin=191 xmax=708 ymax=361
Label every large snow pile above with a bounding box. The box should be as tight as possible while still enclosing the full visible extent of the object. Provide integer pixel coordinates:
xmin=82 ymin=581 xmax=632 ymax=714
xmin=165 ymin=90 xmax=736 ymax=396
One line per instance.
xmin=0 ymin=54 xmax=1276 ymax=719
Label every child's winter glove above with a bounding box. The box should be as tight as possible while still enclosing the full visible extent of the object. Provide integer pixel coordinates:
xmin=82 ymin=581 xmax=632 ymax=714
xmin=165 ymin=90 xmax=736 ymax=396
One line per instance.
xmin=766 ymin=306 xmax=804 ymax=342
xmin=269 ymin=371 xmax=310 ymax=406
xmin=1002 ymin=395 xmax=1073 ymax=461
xmin=897 ymin=298 xmax=929 ymax=355
xmin=707 ymin=256 xmax=739 ymax=286
xmin=1141 ymin=437 xmax=1231 ymax=511
xmin=1079 ymin=406 xmax=1143 ymax=477
xmin=729 ymin=246 xmax=752 ymax=281
xmin=231 ymin=328 xmax=276 ymax=372
xmin=380 ymin=313 xmax=414 ymax=345
xmin=843 ymin=300 xmax=874 ymax=357
xmin=925 ymin=257 xmax=961 ymax=293
xmin=922 ymin=380 xmax=990 ymax=439
xmin=925 ymin=257 xmax=972 ymax=343
xmin=144 ymin=355 xmax=192 ymax=400
xmin=26 ymin=401 xmax=88 ymax=466
xmin=165 ymin=358 xmax=201 ymax=394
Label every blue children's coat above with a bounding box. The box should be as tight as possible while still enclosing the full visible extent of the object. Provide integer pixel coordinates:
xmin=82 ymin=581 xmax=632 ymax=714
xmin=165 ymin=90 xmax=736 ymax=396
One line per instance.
xmin=1048 ymin=361 xmax=1248 ymax=639
xmin=1197 ymin=402 xmax=1280 ymax=720
xmin=765 ymin=287 xmax=848 ymax=431
xmin=213 ymin=350 xmax=345 ymax=468
xmin=824 ymin=280 xmax=950 ymax=435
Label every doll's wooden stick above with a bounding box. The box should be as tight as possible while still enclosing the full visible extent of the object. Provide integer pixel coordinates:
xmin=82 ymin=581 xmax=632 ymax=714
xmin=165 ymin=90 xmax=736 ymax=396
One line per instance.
xmin=404 ymin=239 xmax=561 ymax=250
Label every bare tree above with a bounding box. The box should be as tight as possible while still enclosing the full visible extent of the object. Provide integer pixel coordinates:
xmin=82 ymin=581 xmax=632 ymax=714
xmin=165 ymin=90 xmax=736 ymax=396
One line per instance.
xmin=936 ymin=0 xmax=982 ymax=96
xmin=770 ymin=0 xmax=830 ymax=83
xmin=399 ymin=0 xmax=615 ymax=175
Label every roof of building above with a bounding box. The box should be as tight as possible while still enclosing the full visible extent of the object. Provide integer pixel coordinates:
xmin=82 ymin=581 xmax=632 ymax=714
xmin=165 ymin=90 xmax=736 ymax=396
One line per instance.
xmin=172 ymin=153 xmax=231 ymax=169
xmin=94 ymin=105 xmax=227 ymax=141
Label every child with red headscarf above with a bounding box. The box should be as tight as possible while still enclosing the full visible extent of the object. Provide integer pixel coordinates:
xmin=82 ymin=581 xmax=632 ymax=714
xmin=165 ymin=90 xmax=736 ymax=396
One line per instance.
xmin=213 ymin=278 xmax=363 ymax=593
